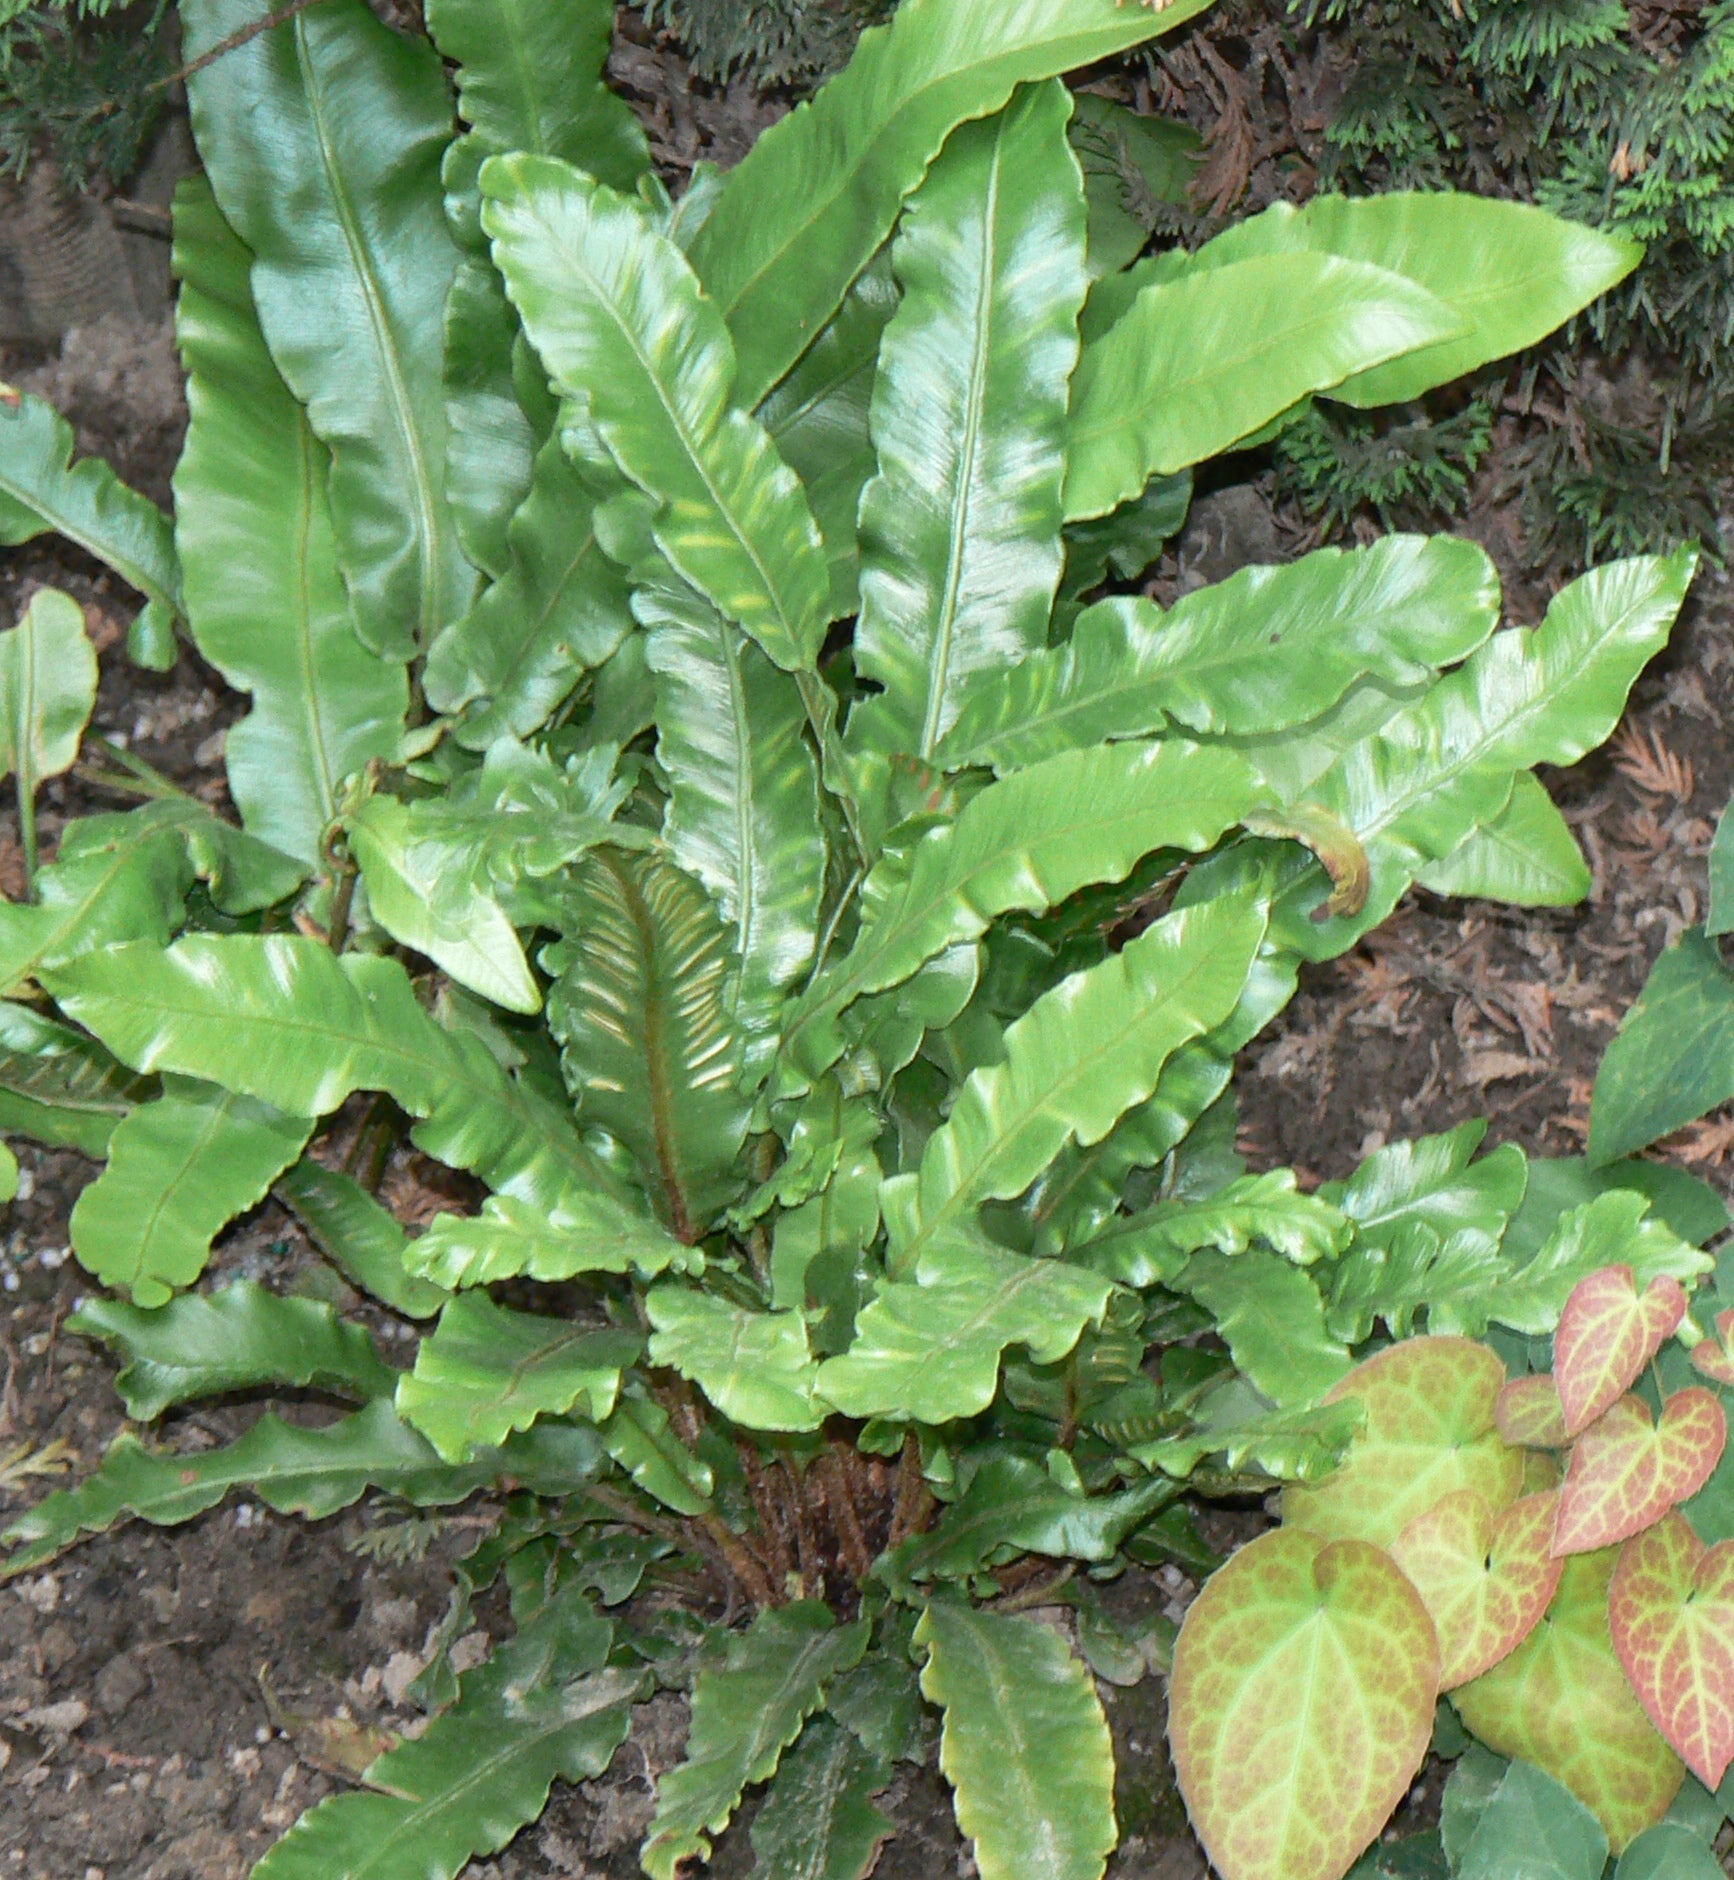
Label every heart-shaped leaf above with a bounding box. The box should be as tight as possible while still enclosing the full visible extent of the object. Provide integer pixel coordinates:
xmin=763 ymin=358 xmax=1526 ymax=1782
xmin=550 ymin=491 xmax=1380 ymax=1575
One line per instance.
xmin=1389 ymin=1489 xmax=1564 ymax=1689
xmin=1453 ymin=1548 xmax=1683 ymax=1851
xmin=1281 ymin=1336 xmax=1523 ymax=1548
xmin=1609 ymin=1511 xmax=1734 ymax=1789
xmin=1498 ymin=1374 xmax=1571 ymax=1450
xmin=1554 ymin=1390 xmax=1728 ymax=1557
xmin=1689 ymin=1307 xmax=1734 ymax=1388
xmin=1169 ymin=1527 xmax=1440 ymax=1880
xmin=1555 ymin=1266 xmax=1688 ymax=1438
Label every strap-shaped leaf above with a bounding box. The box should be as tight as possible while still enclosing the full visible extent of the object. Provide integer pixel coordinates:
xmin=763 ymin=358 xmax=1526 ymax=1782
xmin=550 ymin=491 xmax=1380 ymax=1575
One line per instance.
xmin=815 ymin=1240 xmax=1113 ymax=1423
xmin=749 ymin=1714 xmax=894 ymax=1880
xmin=939 ymin=533 xmax=1501 ymax=774
xmin=896 ymin=891 xmax=1265 ymax=1266
xmin=1296 ymin=549 xmax=1697 ymax=954
xmin=781 ymin=738 xmax=1270 ymax=1088
xmin=546 ymin=850 xmax=752 ymax=1238
xmin=1080 ymin=1170 xmax=1350 ymax=1288
xmin=1415 ymin=770 xmax=1591 ymax=907
xmin=0 ymin=390 xmax=181 ymax=626
xmin=68 ymin=1076 xmax=314 ymax=1306
xmin=1064 ymin=250 xmax=1464 ymax=519
xmin=173 ymin=175 xmax=406 ymax=866
xmin=1175 ymin=1250 xmax=1353 ymax=1408
xmin=686 ymin=0 xmax=1214 ymax=407
xmin=396 ymin=1292 xmax=640 ymax=1462
xmin=182 ymin=0 xmax=475 ymax=659
xmin=0 ymin=586 xmax=95 ymax=804
xmin=1131 ymin=1395 xmax=1364 ymax=1482
xmin=849 ymin=80 xmax=1085 ymax=763
xmin=422 ymin=433 xmax=633 ymax=743
xmin=1182 ymin=191 xmax=1642 ymax=410
xmin=405 ymin=1190 xmax=697 ymax=1290
xmin=642 ymin=578 xmax=824 ymax=1052
xmin=916 ymin=1600 xmax=1116 ymax=1880
xmin=2 ymin=1399 xmax=600 ymax=1577
xmin=600 ymin=1393 xmax=714 ymax=1516
xmin=645 ymin=1285 xmax=824 ymax=1432
xmin=482 ymin=154 xmax=830 ymax=674
xmin=70 ymin=1280 xmax=396 ymax=1421
xmin=253 ymin=1586 xmax=638 ymax=1880
xmin=643 ymin=1603 xmax=870 ymax=1880
xmin=275 ymin=1157 xmax=451 ymax=1318
xmin=348 ymin=791 xmax=539 ymax=1014
xmin=0 ymin=999 xmax=150 ymax=1157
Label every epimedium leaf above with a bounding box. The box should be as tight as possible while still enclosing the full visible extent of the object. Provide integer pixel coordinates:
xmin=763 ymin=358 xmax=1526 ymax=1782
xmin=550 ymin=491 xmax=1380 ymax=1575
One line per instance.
xmin=747 ymin=1713 xmax=894 ymax=1880
xmin=481 ymin=155 xmax=830 ymax=675
xmin=644 ymin=1285 xmax=823 ymax=1432
xmin=1613 ymin=1823 xmax=1725 ymax=1880
xmin=276 ymin=1156 xmax=450 ymax=1321
xmin=1064 ymin=250 xmax=1465 ymax=520
xmin=1498 ymin=1375 xmax=1573 ymax=1452
xmin=0 ymin=389 xmax=181 ymax=631
xmin=917 ymin=1599 xmax=1117 ymax=1880
xmin=182 ymin=0 xmax=476 ymax=660
xmin=1590 ymin=931 xmax=1734 ymax=1166
xmin=642 ymin=1602 xmax=870 ymax=1880
xmin=70 ymin=1280 xmax=396 ymax=1421
xmin=1453 ymin=1547 xmax=1684 ymax=1852
xmin=0 ymin=999 xmax=150 ymax=1157
xmin=1 ymin=1399 xmax=601 ymax=1578
xmin=1452 ymin=1758 xmax=1610 ymax=1880
xmin=686 ymin=0 xmax=1212 ymax=407
xmin=892 ymin=891 xmax=1266 ymax=1270
xmin=938 ymin=533 xmax=1502 ymax=775
xmin=641 ymin=576 xmax=824 ymax=1056
xmin=404 ymin=1190 xmax=698 ymax=1291
xmin=1280 ymin=1336 xmax=1524 ymax=1549
xmin=1555 ymin=1266 xmax=1689 ymax=1439
xmin=780 ymin=739 xmax=1271 ymax=1091
xmin=1172 ymin=1249 xmax=1353 ymax=1408
xmin=815 ymin=1239 xmax=1113 ymax=1425
xmin=253 ymin=1585 xmax=638 ymax=1880
xmin=1414 ymin=771 xmax=1591 ymax=908
xmin=848 ymin=80 xmax=1086 ymax=765
xmin=1387 ymin=1489 xmax=1564 ymax=1690
xmin=1552 ymin=1390 xmax=1727 ymax=1558
xmin=1609 ymin=1511 xmax=1734 ymax=1792
xmin=172 ymin=173 xmax=407 ymax=867
xmin=348 ymin=791 xmax=540 ymax=1015
xmin=395 ymin=1292 xmax=640 ymax=1463
xmin=544 ymin=848 xmax=752 ymax=1239
xmin=1168 ymin=1527 xmax=1440 ymax=1880
xmin=68 ymin=1077 xmax=314 ymax=1307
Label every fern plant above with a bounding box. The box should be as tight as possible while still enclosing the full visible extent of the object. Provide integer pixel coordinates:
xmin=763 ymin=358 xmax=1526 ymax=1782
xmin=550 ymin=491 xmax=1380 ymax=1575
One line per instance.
xmin=0 ymin=1 xmax=1701 ymax=1876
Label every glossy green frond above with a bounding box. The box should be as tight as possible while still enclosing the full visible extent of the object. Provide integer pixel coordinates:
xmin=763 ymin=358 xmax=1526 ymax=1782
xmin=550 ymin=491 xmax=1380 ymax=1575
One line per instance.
xmin=645 ymin=1285 xmax=824 ymax=1431
xmin=275 ymin=1157 xmax=453 ymax=1320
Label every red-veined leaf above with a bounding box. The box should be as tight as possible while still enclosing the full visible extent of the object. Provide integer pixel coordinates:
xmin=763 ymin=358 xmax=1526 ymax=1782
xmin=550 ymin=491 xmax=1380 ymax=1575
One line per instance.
xmin=1554 ymin=1265 xmax=1688 ymax=1438
xmin=1553 ymin=1390 xmax=1727 ymax=1557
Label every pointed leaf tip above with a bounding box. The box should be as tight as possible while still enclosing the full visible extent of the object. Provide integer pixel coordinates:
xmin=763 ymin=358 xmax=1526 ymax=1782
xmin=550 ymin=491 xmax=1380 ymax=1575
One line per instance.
xmin=1554 ymin=1389 xmax=1727 ymax=1557
xmin=1497 ymin=1373 xmax=1571 ymax=1451
xmin=1690 ymin=1307 xmax=1734 ymax=1388
xmin=1555 ymin=1265 xmax=1687 ymax=1438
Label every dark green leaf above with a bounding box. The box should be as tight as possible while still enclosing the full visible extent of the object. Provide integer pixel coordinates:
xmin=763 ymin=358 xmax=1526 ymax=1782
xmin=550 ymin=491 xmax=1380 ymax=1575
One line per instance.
xmin=749 ymin=1715 xmax=893 ymax=1880
xmin=1454 ymin=1757 xmax=1609 ymax=1880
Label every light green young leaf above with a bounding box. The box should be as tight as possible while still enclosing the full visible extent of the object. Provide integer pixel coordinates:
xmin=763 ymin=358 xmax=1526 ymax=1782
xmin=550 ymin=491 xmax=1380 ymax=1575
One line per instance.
xmin=1323 ymin=1118 xmax=1528 ymax=1254
xmin=0 ymin=1141 xmax=15 ymax=1204
xmin=0 ymin=587 xmax=96 ymax=807
xmin=849 ymin=80 xmax=1086 ymax=764
xmin=2 ymin=1399 xmax=601 ymax=1577
xmin=643 ymin=1603 xmax=870 ymax=1880
xmin=1326 ymin=1221 xmax=1512 ymax=1344
xmin=546 ymin=850 xmax=751 ymax=1238
xmin=275 ymin=1156 xmax=452 ymax=1319
xmin=1415 ymin=770 xmax=1591 ymax=906
xmin=917 ymin=1600 xmax=1116 ymax=1880
xmin=71 ymin=1280 xmax=396 ymax=1421
xmin=642 ymin=578 xmax=824 ymax=1050
xmin=482 ymin=155 xmax=830 ymax=674
xmin=0 ymin=391 xmax=181 ymax=627
xmin=939 ymin=533 xmax=1501 ymax=774
xmin=599 ymin=1394 xmax=714 ymax=1516
xmin=781 ymin=738 xmax=1270 ymax=1088
xmin=172 ymin=174 xmax=406 ymax=866
xmin=348 ymin=792 xmax=539 ymax=1014
xmin=182 ymin=0 xmax=476 ymax=659
xmin=397 ymin=1294 xmax=639 ymax=1462
xmin=68 ymin=1078 xmax=314 ymax=1306
xmin=1174 ymin=1250 xmax=1353 ymax=1407
xmin=405 ymin=1190 xmax=698 ymax=1290
xmin=686 ymin=0 xmax=1214 ymax=406
xmin=816 ymin=1240 xmax=1113 ymax=1424
xmin=749 ymin=1714 xmax=894 ymax=1880
xmin=645 ymin=1286 xmax=823 ymax=1432
xmin=898 ymin=891 xmax=1265 ymax=1267
xmin=0 ymin=1000 xmax=150 ymax=1157
xmin=1065 ymin=251 xmax=1465 ymax=519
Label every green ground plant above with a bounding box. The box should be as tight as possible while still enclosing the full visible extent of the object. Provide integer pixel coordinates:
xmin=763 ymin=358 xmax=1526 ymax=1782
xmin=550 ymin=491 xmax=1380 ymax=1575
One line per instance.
xmin=0 ymin=1 xmax=1712 ymax=1876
